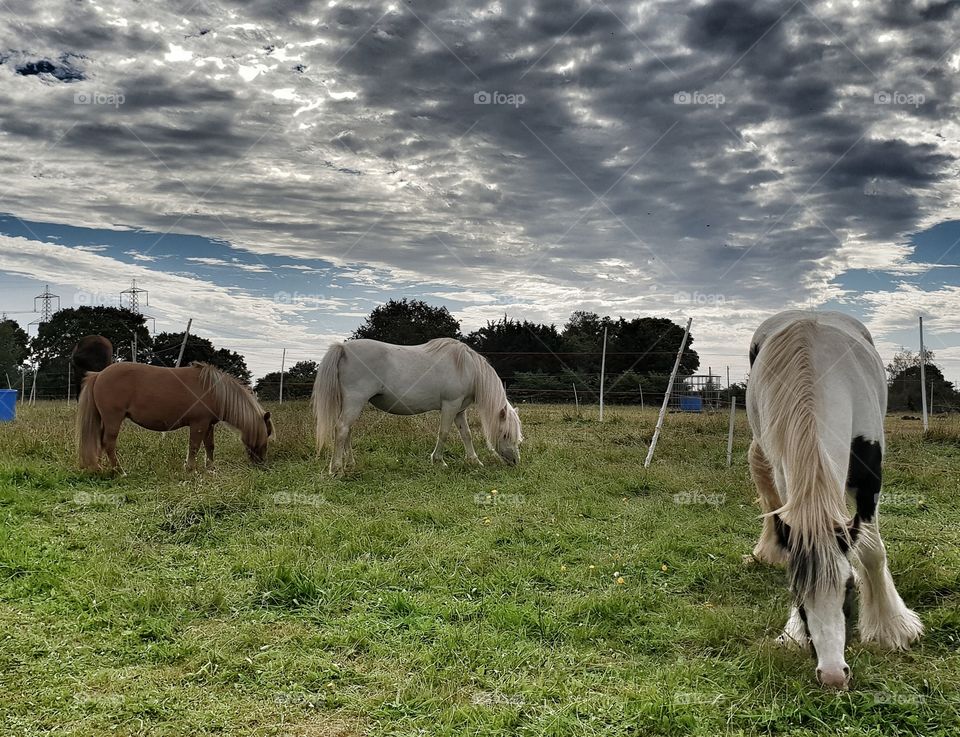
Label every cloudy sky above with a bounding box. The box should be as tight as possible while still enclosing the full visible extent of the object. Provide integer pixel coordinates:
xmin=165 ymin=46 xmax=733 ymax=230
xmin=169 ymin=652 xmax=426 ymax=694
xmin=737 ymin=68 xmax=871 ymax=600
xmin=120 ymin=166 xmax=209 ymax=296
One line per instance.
xmin=0 ymin=0 xmax=958 ymax=381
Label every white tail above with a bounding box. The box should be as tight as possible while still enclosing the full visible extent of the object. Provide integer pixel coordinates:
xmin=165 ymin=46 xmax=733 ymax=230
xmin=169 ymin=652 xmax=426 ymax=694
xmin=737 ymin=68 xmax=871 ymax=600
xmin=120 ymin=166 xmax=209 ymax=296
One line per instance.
xmin=312 ymin=343 xmax=345 ymax=454
xmin=756 ymin=321 xmax=848 ymax=596
xmin=77 ymin=372 xmax=103 ymax=470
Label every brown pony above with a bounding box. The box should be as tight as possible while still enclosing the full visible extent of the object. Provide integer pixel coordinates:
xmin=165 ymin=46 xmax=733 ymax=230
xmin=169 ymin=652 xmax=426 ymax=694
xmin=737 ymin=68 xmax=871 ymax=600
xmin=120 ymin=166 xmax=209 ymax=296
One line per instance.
xmin=77 ymin=362 xmax=272 ymax=472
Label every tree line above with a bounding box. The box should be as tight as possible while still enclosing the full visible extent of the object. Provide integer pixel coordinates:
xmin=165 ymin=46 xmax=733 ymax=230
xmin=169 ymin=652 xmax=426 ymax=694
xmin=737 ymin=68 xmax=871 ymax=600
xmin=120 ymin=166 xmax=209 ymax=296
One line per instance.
xmin=254 ymin=298 xmax=702 ymax=402
xmin=4 ymin=298 xmax=953 ymax=410
xmin=1 ymin=306 xmax=250 ymax=398
xmin=885 ymin=349 xmax=960 ymax=413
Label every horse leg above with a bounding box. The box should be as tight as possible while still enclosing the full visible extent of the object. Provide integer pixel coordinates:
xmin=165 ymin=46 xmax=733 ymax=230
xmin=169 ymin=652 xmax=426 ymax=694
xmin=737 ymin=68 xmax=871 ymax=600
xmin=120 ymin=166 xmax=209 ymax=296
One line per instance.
xmin=853 ymin=521 xmax=922 ymax=649
xmin=185 ymin=423 xmax=205 ymax=472
xmin=455 ymin=411 xmax=482 ymax=466
xmin=777 ymin=606 xmax=811 ymax=648
xmin=331 ymin=398 xmax=365 ymax=475
xmin=203 ymin=423 xmax=216 ymax=471
xmin=747 ymin=440 xmax=788 ymax=565
xmin=430 ymin=401 xmax=459 ymax=467
xmin=101 ymin=415 xmax=124 ymax=474
xmin=344 ymin=427 xmax=356 ymax=469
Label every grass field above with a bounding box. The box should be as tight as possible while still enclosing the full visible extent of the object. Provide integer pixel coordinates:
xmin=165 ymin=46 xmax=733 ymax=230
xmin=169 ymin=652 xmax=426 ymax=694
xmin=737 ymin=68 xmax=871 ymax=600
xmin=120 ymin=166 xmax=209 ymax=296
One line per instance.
xmin=1 ymin=402 xmax=959 ymax=736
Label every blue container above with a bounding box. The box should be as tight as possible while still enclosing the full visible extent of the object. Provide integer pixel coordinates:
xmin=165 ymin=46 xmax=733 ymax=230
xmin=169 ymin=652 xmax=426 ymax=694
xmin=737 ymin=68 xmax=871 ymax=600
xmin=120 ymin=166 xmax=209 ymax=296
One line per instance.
xmin=0 ymin=389 xmax=17 ymax=421
xmin=679 ymin=396 xmax=703 ymax=412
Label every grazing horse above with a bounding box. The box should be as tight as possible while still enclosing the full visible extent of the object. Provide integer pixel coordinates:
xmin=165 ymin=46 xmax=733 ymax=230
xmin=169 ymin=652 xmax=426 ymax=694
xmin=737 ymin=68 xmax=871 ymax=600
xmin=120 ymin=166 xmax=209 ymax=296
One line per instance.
xmin=747 ymin=310 xmax=922 ymax=690
xmin=78 ymin=362 xmax=272 ymax=472
xmin=312 ymin=338 xmax=522 ymax=473
xmin=72 ymin=335 xmax=114 ymax=375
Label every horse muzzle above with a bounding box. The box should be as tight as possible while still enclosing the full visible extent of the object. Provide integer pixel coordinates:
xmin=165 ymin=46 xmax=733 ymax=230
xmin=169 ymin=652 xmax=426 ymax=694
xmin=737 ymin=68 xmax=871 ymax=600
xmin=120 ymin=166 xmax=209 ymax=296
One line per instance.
xmin=817 ymin=665 xmax=851 ymax=690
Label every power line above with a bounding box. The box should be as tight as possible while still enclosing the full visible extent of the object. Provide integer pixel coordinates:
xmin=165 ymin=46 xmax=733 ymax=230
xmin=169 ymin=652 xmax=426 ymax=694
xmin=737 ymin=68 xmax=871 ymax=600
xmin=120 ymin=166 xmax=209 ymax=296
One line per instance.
xmin=120 ymin=279 xmax=156 ymax=334
xmin=28 ymin=284 xmax=59 ymax=333
xmin=120 ymin=278 xmax=148 ymax=313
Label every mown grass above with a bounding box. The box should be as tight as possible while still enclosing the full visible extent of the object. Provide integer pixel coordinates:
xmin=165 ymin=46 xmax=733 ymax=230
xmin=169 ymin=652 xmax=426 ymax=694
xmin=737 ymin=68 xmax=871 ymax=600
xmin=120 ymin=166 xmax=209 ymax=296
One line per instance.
xmin=0 ymin=402 xmax=958 ymax=736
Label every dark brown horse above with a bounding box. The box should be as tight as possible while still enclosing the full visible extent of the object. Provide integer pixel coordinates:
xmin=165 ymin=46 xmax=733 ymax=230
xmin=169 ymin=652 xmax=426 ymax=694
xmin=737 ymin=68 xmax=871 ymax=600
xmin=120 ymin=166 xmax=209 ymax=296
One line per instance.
xmin=72 ymin=335 xmax=113 ymax=375
xmin=78 ymin=362 xmax=272 ymax=472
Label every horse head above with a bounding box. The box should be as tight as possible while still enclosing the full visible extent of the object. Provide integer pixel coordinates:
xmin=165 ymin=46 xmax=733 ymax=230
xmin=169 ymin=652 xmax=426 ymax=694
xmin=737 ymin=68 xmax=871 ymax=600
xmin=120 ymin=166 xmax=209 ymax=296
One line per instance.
xmin=495 ymin=404 xmax=523 ymax=466
xmin=245 ymin=411 xmax=273 ymax=464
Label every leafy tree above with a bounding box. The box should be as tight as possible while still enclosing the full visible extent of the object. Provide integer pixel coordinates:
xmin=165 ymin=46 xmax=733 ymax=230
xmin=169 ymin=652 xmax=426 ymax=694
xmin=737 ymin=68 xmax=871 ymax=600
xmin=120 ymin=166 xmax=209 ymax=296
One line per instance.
xmin=352 ymin=299 xmax=461 ymax=345
xmin=727 ymin=381 xmax=748 ymax=402
xmin=887 ymin=357 xmax=958 ymax=413
xmin=0 ymin=318 xmax=29 ymax=388
xmin=466 ymin=317 xmax=567 ymax=379
xmin=149 ymin=331 xmax=252 ymax=383
xmin=561 ymin=311 xmax=617 ymax=375
xmin=563 ymin=311 xmax=615 ymax=351
xmin=31 ymin=306 xmax=150 ymax=398
xmin=255 ymin=360 xmax=318 ymax=400
xmin=605 ymin=316 xmax=699 ymax=377
xmin=886 ymin=349 xmax=934 ymax=381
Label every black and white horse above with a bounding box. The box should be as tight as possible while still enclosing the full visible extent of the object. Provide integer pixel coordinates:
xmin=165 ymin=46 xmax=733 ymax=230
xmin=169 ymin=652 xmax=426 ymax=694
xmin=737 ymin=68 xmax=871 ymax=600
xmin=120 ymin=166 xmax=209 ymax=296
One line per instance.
xmin=746 ymin=310 xmax=922 ymax=689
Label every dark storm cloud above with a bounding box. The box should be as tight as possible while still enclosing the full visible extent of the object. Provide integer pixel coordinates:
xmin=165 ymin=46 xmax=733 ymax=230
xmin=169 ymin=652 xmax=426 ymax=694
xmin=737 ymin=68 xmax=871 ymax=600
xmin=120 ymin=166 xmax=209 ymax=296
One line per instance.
xmin=12 ymin=55 xmax=85 ymax=81
xmin=826 ymin=138 xmax=952 ymax=187
xmin=876 ymin=0 xmax=960 ymax=26
xmin=0 ymin=0 xmax=957 ymax=363
xmin=686 ymin=0 xmax=792 ymax=54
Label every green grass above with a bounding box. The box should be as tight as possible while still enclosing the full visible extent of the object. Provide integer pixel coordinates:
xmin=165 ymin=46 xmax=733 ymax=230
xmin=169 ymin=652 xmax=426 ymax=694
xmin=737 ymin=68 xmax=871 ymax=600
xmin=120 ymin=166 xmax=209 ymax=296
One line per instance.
xmin=0 ymin=402 xmax=958 ymax=736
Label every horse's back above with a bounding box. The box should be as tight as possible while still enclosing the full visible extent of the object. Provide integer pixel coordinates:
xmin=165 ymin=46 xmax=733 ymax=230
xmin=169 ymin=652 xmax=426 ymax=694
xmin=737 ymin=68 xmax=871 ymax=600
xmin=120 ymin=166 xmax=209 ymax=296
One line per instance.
xmin=750 ymin=310 xmax=874 ymax=364
xmin=341 ymin=339 xmax=475 ymax=412
xmin=91 ymin=363 xmax=214 ymax=429
xmin=749 ymin=311 xmax=885 ymax=452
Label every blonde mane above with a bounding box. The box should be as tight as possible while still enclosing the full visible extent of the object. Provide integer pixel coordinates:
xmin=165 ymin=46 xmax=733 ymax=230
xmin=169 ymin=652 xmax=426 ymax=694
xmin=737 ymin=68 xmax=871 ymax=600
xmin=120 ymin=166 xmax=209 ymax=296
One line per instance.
xmin=422 ymin=338 xmax=521 ymax=450
xmin=195 ymin=363 xmax=268 ymax=444
xmin=753 ymin=320 xmax=849 ymax=596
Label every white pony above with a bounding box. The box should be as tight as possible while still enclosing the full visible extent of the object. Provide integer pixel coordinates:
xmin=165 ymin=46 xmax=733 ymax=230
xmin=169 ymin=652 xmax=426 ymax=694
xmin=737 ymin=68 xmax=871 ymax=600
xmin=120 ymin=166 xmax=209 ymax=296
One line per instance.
xmin=746 ymin=310 xmax=922 ymax=690
xmin=312 ymin=338 xmax=523 ymax=473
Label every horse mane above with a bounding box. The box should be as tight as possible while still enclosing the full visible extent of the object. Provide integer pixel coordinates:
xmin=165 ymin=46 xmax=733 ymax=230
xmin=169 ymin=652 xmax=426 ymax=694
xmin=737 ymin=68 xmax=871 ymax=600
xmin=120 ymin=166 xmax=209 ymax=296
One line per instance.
xmin=195 ymin=363 xmax=267 ymax=443
xmin=423 ymin=337 xmax=470 ymax=372
xmin=422 ymin=338 xmax=519 ymax=451
xmin=753 ymin=319 xmax=849 ymax=599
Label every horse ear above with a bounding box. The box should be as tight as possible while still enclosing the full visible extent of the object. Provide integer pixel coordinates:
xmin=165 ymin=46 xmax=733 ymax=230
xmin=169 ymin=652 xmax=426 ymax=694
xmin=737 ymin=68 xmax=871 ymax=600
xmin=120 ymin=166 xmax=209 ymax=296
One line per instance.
xmin=264 ymin=411 xmax=273 ymax=436
xmin=499 ymin=407 xmax=506 ymax=420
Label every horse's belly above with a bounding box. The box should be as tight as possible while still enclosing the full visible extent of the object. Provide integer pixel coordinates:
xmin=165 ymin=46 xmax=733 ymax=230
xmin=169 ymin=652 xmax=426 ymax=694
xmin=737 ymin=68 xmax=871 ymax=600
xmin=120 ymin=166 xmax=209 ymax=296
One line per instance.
xmin=368 ymin=392 xmax=440 ymax=415
xmin=131 ymin=418 xmax=185 ymax=432
xmin=127 ymin=398 xmax=207 ymax=431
